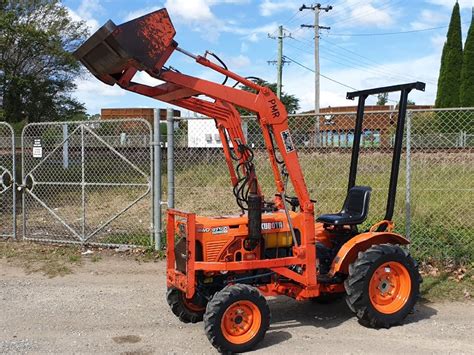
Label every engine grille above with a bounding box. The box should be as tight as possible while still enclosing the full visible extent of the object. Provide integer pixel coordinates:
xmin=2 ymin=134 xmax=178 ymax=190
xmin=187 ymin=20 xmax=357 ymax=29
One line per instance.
xmin=205 ymin=240 xmax=228 ymax=261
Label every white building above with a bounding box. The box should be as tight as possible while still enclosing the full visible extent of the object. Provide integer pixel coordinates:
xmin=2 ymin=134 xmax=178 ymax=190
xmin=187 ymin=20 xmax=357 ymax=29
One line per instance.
xmin=187 ymin=119 xmax=248 ymax=148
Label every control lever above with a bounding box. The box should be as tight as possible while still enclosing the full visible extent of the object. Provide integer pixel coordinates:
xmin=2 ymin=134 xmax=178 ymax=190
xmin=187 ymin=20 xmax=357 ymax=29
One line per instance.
xmin=275 ymin=194 xmax=316 ymax=212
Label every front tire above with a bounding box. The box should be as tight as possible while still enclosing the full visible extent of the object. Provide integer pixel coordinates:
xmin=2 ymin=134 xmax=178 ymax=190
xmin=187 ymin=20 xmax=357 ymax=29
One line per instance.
xmin=166 ymin=288 xmax=206 ymax=323
xmin=345 ymin=244 xmax=421 ymax=328
xmin=204 ymin=284 xmax=270 ymax=353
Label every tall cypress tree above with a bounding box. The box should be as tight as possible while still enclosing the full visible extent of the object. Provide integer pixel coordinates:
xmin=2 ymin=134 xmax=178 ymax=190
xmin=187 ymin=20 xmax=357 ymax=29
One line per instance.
xmin=435 ymin=2 xmax=463 ymax=108
xmin=460 ymin=9 xmax=474 ymax=107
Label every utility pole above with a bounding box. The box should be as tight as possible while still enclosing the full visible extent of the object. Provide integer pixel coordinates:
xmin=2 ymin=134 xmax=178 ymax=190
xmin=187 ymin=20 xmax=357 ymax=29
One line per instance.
xmin=300 ymin=3 xmax=332 ymax=114
xmin=268 ymin=25 xmax=291 ymax=99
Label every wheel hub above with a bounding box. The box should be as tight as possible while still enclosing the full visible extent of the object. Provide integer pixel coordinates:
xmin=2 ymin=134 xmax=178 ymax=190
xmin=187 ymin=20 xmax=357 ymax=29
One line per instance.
xmin=378 ymin=277 xmax=393 ymax=294
xmin=221 ymin=301 xmax=262 ymax=344
xmin=369 ymin=262 xmax=412 ymax=314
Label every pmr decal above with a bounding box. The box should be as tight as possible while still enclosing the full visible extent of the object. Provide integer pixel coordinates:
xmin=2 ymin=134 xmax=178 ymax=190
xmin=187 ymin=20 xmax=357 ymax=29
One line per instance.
xmin=268 ymin=98 xmax=280 ymax=118
xmin=280 ymin=130 xmax=295 ymax=153
xmin=212 ymin=226 xmax=229 ymax=235
xmin=261 ymin=221 xmax=284 ymax=230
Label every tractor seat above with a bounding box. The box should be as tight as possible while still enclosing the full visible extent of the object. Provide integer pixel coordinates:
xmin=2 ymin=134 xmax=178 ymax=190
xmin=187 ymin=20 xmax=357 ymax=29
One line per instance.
xmin=317 ymin=186 xmax=372 ymax=226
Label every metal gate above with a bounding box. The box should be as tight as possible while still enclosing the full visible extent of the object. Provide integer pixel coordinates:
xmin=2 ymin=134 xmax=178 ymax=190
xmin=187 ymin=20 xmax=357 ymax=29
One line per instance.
xmin=0 ymin=122 xmax=16 ymax=238
xmin=21 ymin=119 xmax=153 ymax=247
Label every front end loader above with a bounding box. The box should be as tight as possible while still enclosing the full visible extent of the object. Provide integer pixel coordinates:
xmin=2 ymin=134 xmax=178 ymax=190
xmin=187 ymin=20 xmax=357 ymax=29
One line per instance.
xmin=75 ymin=8 xmax=424 ymax=353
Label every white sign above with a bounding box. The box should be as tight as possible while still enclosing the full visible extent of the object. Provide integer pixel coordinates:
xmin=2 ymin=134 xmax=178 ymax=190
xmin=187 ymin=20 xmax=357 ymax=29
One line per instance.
xmin=33 ymin=139 xmax=43 ymax=158
xmin=187 ymin=119 xmax=248 ymax=148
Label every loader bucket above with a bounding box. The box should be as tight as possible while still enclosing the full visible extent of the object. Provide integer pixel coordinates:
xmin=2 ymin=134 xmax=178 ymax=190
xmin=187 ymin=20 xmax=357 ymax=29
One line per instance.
xmin=73 ymin=8 xmax=177 ymax=85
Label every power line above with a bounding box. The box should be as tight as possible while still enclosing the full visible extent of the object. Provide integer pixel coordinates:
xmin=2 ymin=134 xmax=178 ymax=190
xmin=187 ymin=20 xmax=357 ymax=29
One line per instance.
xmin=329 ymin=0 xmax=406 ymax=27
xmin=328 ymin=23 xmax=462 ymax=37
xmin=268 ymin=6 xmax=311 ymax=37
xmin=320 ymin=38 xmax=438 ymax=85
xmin=284 ymin=55 xmax=399 ymax=104
xmin=287 ymin=41 xmax=399 ymax=83
xmin=324 ymin=0 xmax=366 ymax=18
xmin=287 ymin=37 xmax=422 ymax=84
xmin=283 ymin=55 xmax=357 ymax=90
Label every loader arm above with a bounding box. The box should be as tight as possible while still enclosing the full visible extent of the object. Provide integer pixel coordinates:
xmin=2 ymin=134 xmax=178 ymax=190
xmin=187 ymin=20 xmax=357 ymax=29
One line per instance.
xmin=73 ymin=8 xmax=314 ymax=215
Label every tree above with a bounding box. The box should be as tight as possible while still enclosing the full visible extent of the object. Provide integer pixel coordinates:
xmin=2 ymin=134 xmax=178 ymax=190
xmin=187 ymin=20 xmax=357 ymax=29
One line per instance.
xmin=435 ymin=2 xmax=463 ymax=108
xmin=460 ymin=11 xmax=474 ymax=107
xmin=0 ymin=0 xmax=89 ymax=124
xmin=376 ymin=93 xmax=388 ymax=105
xmin=238 ymin=78 xmax=300 ymax=115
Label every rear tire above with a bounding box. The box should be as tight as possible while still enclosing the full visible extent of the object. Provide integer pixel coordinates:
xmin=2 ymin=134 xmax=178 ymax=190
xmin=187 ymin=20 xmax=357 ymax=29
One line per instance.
xmin=344 ymin=243 xmax=421 ymax=328
xmin=166 ymin=288 xmax=206 ymax=323
xmin=204 ymin=284 xmax=270 ymax=353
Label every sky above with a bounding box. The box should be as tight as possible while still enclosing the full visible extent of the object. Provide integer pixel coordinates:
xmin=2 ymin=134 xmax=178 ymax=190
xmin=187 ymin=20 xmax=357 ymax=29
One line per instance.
xmin=63 ymin=0 xmax=474 ymax=115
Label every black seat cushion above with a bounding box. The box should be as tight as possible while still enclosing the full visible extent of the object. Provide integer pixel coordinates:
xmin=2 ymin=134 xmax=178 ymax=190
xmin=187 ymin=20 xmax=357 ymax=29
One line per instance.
xmin=317 ymin=186 xmax=372 ymax=226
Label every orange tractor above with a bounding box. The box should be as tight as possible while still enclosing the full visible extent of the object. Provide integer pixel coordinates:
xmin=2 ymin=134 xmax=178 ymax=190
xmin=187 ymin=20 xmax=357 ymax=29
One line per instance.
xmin=75 ymin=9 xmax=424 ymax=353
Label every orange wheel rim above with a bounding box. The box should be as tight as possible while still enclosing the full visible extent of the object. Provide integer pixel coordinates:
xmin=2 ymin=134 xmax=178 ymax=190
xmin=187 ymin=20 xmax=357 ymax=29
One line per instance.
xmin=180 ymin=293 xmax=205 ymax=312
xmin=369 ymin=261 xmax=411 ymax=314
xmin=221 ymin=300 xmax=261 ymax=344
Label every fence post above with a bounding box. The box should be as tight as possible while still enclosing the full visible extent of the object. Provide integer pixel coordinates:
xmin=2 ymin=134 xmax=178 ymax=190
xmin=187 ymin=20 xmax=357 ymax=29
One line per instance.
xmin=11 ymin=124 xmax=16 ymax=239
xmin=167 ymin=108 xmax=175 ymax=209
xmin=405 ymin=110 xmax=412 ymax=241
xmin=153 ymin=109 xmax=162 ymax=250
xmin=62 ymin=124 xmax=69 ymax=169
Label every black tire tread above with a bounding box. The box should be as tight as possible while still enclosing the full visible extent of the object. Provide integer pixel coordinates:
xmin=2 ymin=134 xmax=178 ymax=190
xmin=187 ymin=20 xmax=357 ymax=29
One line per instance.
xmin=344 ymin=243 xmax=421 ymax=329
xmin=204 ymin=284 xmax=270 ymax=353
xmin=166 ymin=288 xmax=204 ymax=324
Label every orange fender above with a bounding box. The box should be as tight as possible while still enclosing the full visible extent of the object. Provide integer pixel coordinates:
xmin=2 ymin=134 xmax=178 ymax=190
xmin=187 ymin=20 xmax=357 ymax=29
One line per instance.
xmin=330 ymin=232 xmax=409 ymax=275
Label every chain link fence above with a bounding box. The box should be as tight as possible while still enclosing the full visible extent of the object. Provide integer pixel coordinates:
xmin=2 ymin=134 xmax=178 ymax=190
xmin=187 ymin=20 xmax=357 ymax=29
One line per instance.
xmin=0 ymin=122 xmax=16 ymax=238
xmin=21 ymin=119 xmax=153 ymax=247
xmin=409 ymin=109 xmax=473 ymax=260
xmin=0 ymin=108 xmax=472 ymax=259
xmin=170 ymin=108 xmax=473 ymax=261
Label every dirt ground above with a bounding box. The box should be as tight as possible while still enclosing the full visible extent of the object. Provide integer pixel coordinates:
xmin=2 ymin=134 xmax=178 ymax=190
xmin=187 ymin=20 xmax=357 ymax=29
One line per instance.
xmin=1 ymin=257 xmax=473 ymax=355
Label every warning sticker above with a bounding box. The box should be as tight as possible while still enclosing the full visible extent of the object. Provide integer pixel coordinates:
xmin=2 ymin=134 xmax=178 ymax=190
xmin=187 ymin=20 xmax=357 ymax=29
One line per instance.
xmin=33 ymin=139 xmax=43 ymax=158
xmin=280 ymin=130 xmax=295 ymax=153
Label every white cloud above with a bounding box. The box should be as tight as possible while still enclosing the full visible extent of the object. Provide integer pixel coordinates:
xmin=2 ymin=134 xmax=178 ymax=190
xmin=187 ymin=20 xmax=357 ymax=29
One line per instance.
xmin=67 ymin=0 xmax=102 ymax=32
xmin=323 ymin=0 xmax=401 ymax=29
xmin=124 ymin=6 xmax=162 ymax=22
xmin=280 ymin=52 xmax=441 ymax=112
xmin=226 ymin=22 xmax=279 ymax=42
xmin=426 ymin=0 xmax=474 ymax=9
xmin=349 ymin=3 xmax=394 ymax=27
xmin=134 ymin=71 xmax=165 ymax=87
xmin=125 ymin=0 xmax=250 ymax=23
xmin=123 ymin=0 xmax=262 ymax=42
xmin=165 ymin=0 xmax=215 ymax=22
xmin=73 ymin=74 xmax=126 ymax=114
xmin=259 ymin=0 xmax=295 ymax=17
xmin=227 ymin=54 xmax=251 ymax=69
xmin=411 ymin=9 xmax=449 ymax=30
xmin=430 ymin=34 xmax=447 ymax=49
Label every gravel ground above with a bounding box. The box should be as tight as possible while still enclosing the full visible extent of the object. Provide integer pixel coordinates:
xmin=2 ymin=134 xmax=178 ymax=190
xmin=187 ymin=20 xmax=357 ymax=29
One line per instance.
xmin=1 ymin=257 xmax=473 ymax=354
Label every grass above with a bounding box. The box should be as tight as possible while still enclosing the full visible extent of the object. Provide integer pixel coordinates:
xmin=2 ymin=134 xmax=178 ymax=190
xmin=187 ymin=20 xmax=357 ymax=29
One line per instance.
xmin=421 ymin=274 xmax=474 ymax=302
xmin=4 ymin=144 xmax=472 ymax=264
xmin=172 ymin=150 xmax=473 ymax=262
xmin=0 ymin=240 xmax=82 ymax=277
xmin=0 ymin=240 xmax=166 ymax=276
xmin=419 ymin=260 xmax=474 ymax=301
